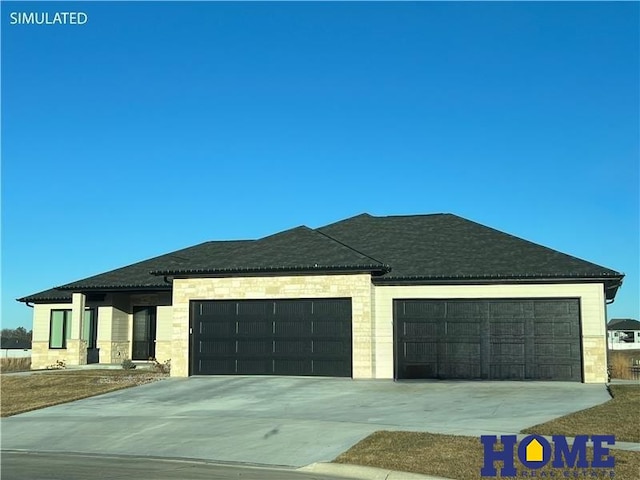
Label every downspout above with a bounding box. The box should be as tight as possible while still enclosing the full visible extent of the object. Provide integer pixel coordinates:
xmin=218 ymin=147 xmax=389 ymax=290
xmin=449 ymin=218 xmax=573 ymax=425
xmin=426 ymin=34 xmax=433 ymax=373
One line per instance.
xmin=26 ymin=302 xmax=34 ymax=308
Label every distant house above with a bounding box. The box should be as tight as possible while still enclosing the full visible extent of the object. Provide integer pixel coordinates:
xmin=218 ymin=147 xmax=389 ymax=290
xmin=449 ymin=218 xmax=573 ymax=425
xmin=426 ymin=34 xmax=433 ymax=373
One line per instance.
xmin=607 ymin=319 xmax=640 ymax=350
xmin=0 ymin=338 xmax=32 ymax=358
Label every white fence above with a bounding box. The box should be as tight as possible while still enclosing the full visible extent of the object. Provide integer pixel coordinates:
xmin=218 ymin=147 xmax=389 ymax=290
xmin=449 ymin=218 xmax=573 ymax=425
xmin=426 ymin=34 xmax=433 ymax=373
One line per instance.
xmin=1 ymin=349 xmax=31 ymax=358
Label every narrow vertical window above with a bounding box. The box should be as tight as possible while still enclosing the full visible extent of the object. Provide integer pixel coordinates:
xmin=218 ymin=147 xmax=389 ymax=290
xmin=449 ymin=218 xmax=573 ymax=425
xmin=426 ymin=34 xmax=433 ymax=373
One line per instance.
xmin=50 ymin=310 xmax=71 ymax=348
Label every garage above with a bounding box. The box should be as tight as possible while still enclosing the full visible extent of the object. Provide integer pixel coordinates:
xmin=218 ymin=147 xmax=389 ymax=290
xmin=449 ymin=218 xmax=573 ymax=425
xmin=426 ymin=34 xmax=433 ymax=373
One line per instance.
xmin=394 ymin=298 xmax=582 ymax=381
xmin=191 ymin=298 xmax=352 ymax=376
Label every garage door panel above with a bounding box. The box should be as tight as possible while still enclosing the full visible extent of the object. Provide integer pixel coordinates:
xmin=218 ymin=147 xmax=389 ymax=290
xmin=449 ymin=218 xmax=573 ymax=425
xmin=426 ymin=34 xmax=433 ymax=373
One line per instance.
xmin=443 ymin=362 xmax=481 ymax=378
xmin=313 ymin=340 xmax=349 ymax=355
xmin=447 ymin=302 xmax=486 ymax=318
xmin=274 ymin=340 xmax=311 ymax=355
xmin=237 ymin=301 xmax=272 ymax=316
xmin=312 ymin=360 xmax=350 ymax=376
xmin=491 ymin=322 xmax=525 ymax=337
xmin=402 ymin=301 xmax=446 ymax=318
xmin=236 ymin=340 xmax=270 ymax=355
xmin=198 ymin=340 xmax=235 ymax=355
xmin=274 ymin=359 xmax=312 ymax=375
xmin=491 ymin=364 xmax=525 ymax=379
xmin=199 ymin=321 xmax=234 ymax=335
xmin=490 ymin=342 xmax=525 ymax=359
xmin=313 ymin=320 xmax=350 ymax=336
xmin=489 ymin=301 xmax=533 ymax=318
xmin=237 ymin=320 xmax=270 ymax=335
xmin=191 ymin=299 xmax=352 ymax=376
xmin=534 ymin=300 xmax=578 ymax=316
xmin=405 ymin=341 xmax=437 ymax=361
xmin=404 ymin=321 xmax=439 ymax=337
xmin=446 ymin=321 xmax=480 ymax=336
xmin=444 ymin=341 xmax=480 ymax=359
xmin=535 ymin=343 xmax=579 ymax=360
xmin=199 ymin=359 xmax=235 ymax=374
xmin=395 ymin=299 xmax=581 ymax=381
xmin=274 ymin=300 xmax=311 ymax=316
xmin=534 ymin=322 xmax=574 ymax=337
xmin=200 ymin=302 xmax=236 ymax=316
xmin=312 ymin=300 xmax=351 ymax=316
xmin=236 ymin=359 xmax=271 ymax=374
xmin=274 ymin=320 xmax=311 ymax=336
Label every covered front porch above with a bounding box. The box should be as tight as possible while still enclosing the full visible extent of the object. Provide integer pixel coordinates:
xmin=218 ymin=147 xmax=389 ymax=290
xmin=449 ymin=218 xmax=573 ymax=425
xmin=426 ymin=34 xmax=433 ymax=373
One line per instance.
xmin=30 ymin=291 xmax=172 ymax=370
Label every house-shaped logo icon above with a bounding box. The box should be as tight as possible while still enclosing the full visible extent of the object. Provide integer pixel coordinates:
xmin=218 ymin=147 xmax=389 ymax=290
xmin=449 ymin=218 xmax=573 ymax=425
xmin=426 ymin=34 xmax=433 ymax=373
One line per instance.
xmin=525 ymin=438 xmax=544 ymax=462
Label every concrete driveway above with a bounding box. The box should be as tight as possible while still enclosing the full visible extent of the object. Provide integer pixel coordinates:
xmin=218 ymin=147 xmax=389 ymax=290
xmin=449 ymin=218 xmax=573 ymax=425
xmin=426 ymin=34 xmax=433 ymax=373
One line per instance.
xmin=1 ymin=377 xmax=610 ymax=467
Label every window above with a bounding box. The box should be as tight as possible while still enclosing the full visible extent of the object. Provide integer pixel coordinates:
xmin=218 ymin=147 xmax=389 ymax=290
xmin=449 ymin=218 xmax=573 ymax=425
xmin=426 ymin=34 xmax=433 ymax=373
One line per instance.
xmin=49 ymin=310 xmax=72 ymax=349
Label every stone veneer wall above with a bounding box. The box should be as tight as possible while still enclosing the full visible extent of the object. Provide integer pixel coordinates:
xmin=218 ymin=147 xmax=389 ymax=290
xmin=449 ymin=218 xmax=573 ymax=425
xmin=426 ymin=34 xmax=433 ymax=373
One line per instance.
xmin=170 ymin=274 xmax=373 ymax=377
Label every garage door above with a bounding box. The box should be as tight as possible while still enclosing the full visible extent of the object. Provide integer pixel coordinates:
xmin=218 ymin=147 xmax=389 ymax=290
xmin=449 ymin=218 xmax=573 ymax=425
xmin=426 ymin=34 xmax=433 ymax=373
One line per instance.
xmin=394 ymin=299 xmax=581 ymax=381
xmin=191 ymin=298 xmax=352 ymax=376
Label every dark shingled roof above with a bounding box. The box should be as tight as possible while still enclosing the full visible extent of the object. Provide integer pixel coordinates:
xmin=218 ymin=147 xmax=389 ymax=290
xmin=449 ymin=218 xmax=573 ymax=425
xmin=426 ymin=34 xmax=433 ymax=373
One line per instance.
xmin=18 ymin=213 xmax=624 ymax=303
xmin=150 ymin=226 xmax=387 ymax=275
xmin=18 ymin=241 xmax=251 ymax=302
xmin=607 ymin=319 xmax=640 ymax=331
xmin=319 ymin=214 xmax=622 ymax=280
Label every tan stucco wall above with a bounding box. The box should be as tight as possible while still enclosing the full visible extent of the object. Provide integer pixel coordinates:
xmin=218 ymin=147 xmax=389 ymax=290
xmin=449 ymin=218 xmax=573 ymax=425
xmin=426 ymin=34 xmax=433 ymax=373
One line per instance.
xmin=372 ymin=283 xmax=608 ymax=383
xmin=170 ymin=274 xmax=373 ymax=378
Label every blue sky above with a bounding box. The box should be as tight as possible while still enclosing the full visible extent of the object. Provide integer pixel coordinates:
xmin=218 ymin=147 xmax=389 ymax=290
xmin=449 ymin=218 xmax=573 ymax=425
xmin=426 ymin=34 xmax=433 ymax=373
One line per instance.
xmin=2 ymin=1 xmax=638 ymax=329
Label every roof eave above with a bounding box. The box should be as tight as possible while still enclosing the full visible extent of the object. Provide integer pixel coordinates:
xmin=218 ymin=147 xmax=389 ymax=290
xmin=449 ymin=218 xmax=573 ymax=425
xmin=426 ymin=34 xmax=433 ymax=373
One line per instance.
xmin=150 ymin=264 xmax=391 ymax=276
xmin=55 ymin=285 xmax=171 ymax=291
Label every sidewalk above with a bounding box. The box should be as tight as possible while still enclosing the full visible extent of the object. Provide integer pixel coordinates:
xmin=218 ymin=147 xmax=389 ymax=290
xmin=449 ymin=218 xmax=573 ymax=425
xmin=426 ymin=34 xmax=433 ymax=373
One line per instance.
xmin=299 ymin=462 xmax=451 ymax=480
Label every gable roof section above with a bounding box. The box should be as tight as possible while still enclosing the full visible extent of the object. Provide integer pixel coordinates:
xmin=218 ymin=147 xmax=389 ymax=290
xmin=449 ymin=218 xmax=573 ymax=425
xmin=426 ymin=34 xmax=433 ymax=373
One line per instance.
xmin=150 ymin=226 xmax=388 ymax=275
xmin=319 ymin=213 xmax=622 ymax=281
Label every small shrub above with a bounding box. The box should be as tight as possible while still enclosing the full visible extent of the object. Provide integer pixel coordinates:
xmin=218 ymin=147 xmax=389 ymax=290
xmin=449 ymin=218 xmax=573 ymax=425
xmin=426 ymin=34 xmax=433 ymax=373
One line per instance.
xmin=149 ymin=358 xmax=171 ymax=374
xmin=121 ymin=358 xmax=136 ymax=370
xmin=46 ymin=359 xmax=66 ymax=370
xmin=0 ymin=357 xmax=31 ymax=372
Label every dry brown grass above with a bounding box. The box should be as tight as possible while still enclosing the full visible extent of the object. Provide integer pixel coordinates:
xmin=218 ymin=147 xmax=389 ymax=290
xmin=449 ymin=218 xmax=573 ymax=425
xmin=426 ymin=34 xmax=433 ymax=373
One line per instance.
xmin=0 ymin=369 xmax=166 ymax=417
xmin=609 ymin=350 xmax=640 ymax=380
xmin=335 ymin=431 xmax=640 ymax=480
xmin=522 ymin=384 xmax=640 ymax=442
xmin=0 ymin=357 xmax=31 ymax=373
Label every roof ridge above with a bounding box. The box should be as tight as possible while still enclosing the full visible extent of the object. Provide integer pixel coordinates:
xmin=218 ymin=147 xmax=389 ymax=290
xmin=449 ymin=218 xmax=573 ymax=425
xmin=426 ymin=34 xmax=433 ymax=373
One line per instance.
xmin=369 ymin=212 xmax=453 ymax=219
xmin=312 ymin=228 xmax=388 ymax=267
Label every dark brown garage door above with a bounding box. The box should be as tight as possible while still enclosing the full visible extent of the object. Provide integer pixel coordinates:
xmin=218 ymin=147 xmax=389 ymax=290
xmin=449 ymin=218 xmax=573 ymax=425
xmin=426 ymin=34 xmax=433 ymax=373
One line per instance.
xmin=394 ymin=298 xmax=581 ymax=381
xmin=191 ymin=298 xmax=352 ymax=376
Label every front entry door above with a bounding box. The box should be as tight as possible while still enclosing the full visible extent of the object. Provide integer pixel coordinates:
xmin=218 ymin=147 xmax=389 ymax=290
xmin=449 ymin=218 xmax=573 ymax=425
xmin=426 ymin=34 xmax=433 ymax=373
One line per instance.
xmin=132 ymin=307 xmax=157 ymax=360
xmin=84 ymin=308 xmax=99 ymax=364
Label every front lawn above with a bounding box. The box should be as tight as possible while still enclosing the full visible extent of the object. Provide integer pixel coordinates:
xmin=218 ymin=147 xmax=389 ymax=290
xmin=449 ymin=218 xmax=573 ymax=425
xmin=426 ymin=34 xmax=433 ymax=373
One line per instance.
xmin=0 ymin=370 xmax=167 ymax=417
xmin=335 ymin=431 xmax=640 ymax=480
xmin=522 ymin=385 xmax=640 ymax=442
xmin=336 ymin=384 xmax=640 ymax=480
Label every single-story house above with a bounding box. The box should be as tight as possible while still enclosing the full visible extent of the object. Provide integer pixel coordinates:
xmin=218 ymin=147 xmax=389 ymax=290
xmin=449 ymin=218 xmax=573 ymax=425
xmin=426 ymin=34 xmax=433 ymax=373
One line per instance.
xmin=607 ymin=319 xmax=640 ymax=350
xmin=18 ymin=213 xmax=623 ymax=382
